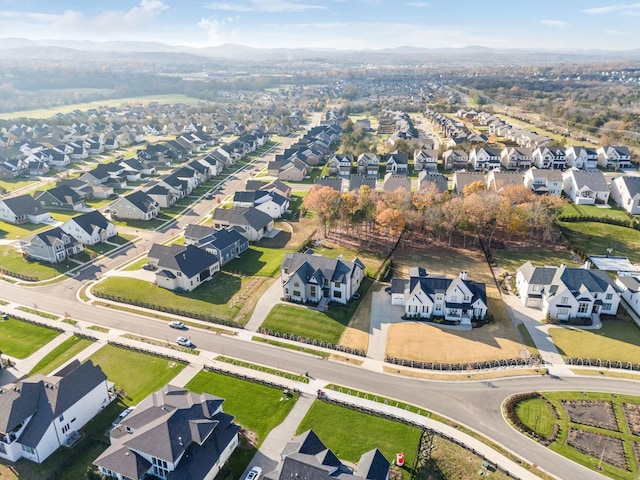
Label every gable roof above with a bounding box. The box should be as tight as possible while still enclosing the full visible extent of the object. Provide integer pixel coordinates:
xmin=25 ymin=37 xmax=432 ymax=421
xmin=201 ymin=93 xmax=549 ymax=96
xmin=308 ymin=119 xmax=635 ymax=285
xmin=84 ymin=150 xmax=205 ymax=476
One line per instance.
xmin=148 ymin=244 xmax=218 ymax=277
xmin=565 ymin=168 xmax=608 ymax=192
xmin=315 ymin=176 xmax=344 ymax=192
xmin=67 ymin=210 xmax=111 ymax=234
xmin=349 ymin=174 xmax=377 ymax=191
xmin=282 ymin=252 xmax=364 ymax=286
xmin=1 ymin=194 xmax=44 ymax=217
xmin=119 ymin=191 xmax=159 ymax=213
xmin=212 ymin=206 xmax=272 ymax=231
xmin=613 ymin=176 xmax=640 ymax=198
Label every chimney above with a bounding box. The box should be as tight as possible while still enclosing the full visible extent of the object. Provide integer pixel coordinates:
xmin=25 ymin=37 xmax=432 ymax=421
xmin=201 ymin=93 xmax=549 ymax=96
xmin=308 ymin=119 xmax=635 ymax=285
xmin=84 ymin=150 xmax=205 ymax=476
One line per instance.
xmin=459 ymin=271 xmax=467 ymax=280
xmin=583 ymin=260 xmax=591 ymax=270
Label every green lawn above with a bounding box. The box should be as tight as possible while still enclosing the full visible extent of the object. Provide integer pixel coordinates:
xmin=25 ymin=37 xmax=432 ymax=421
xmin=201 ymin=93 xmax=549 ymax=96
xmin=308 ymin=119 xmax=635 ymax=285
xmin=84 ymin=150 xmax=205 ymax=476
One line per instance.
xmin=224 ymin=246 xmax=293 ymax=277
xmin=309 ymin=244 xmax=385 ymax=278
xmin=0 ymin=317 xmax=61 ymax=359
xmin=92 ymin=273 xmax=255 ymax=323
xmin=261 ymin=278 xmax=372 ymax=344
xmin=110 ymin=212 xmax=175 ymax=230
xmin=0 ymin=245 xmax=80 ymax=280
xmin=494 ymin=247 xmax=580 ymax=274
xmin=515 ymin=398 xmax=556 ymax=437
xmin=185 ymin=369 xmax=298 ymax=445
xmin=560 ymin=221 xmax=640 ymax=263
xmin=0 ymin=177 xmax=39 ymax=193
xmin=88 ymin=344 xmax=186 ymax=405
xmin=549 ymin=314 xmax=640 ymax=363
xmin=29 ymin=335 xmax=94 ymax=375
xmin=560 ymin=203 xmax=630 ymax=220
xmin=122 ymin=257 xmax=148 ymax=271
xmin=297 ymin=400 xmax=421 ymax=479
xmin=0 ymin=220 xmax=51 ymax=240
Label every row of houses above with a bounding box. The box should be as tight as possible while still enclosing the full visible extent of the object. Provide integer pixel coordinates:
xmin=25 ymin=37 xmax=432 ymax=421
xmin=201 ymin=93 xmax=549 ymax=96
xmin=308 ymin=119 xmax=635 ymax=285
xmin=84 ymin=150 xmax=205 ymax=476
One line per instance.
xmin=425 ymin=109 xmax=488 ymax=148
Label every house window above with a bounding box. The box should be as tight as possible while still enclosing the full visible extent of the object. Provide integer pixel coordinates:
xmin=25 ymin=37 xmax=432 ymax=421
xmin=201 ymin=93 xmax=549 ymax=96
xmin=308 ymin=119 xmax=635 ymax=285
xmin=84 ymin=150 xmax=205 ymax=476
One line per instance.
xmin=532 ymin=285 xmax=540 ymax=292
xmin=334 ymin=281 xmax=341 ymax=288
xmin=463 ymin=296 xmax=469 ymax=302
xmin=603 ymin=303 xmax=612 ymax=311
xmin=557 ymin=308 xmax=569 ymax=317
xmin=293 ymin=282 xmax=300 ymax=287
xmin=605 ymin=293 xmax=613 ymax=300
xmin=333 ymin=291 xmax=342 ymax=299
xmin=560 ymin=296 xmax=568 ymax=304
xmin=451 ymin=295 xmax=458 ymax=302
xmin=292 ymin=290 xmax=301 ymax=298
xmin=21 ymin=445 xmax=35 ymax=455
xmin=578 ymin=303 xmax=589 ymax=314
xmin=310 ymin=286 xmax=317 ymax=297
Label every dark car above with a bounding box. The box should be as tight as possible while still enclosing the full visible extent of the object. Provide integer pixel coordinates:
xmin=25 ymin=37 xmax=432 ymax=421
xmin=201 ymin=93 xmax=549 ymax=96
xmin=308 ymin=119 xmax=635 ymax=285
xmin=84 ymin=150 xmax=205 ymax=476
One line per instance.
xmin=142 ymin=264 xmax=156 ymax=271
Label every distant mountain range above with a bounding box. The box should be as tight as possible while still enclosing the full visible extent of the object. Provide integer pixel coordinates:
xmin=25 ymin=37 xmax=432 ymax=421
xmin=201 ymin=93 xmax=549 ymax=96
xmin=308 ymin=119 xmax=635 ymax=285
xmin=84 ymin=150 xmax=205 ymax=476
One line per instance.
xmin=0 ymin=38 xmax=638 ymax=64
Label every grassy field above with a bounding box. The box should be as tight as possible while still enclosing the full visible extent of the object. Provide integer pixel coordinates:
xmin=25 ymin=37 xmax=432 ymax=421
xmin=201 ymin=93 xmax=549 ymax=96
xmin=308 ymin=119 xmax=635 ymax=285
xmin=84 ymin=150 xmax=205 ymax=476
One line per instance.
xmin=0 ymin=220 xmax=50 ymax=240
xmin=224 ymin=245 xmax=293 ymax=277
xmin=0 ymin=245 xmax=79 ymax=280
xmin=560 ymin=203 xmax=630 ymax=220
xmin=28 ymin=335 xmax=94 ymax=375
xmin=0 ymin=317 xmax=61 ymax=359
xmin=510 ymin=391 xmax=640 ymax=480
xmin=311 ymin=242 xmax=385 ymax=278
xmin=261 ymin=278 xmax=372 ymax=345
xmin=88 ymin=344 xmax=186 ymax=405
xmin=560 ymin=221 xmax=640 ymax=263
xmin=549 ymin=314 xmax=640 ymax=363
xmin=92 ymin=272 xmax=266 ymax=324
xmin=185 ymin=369 xmax=299 ymax=446
xmin=0 ymin=94 xmax=203 ymax=120
xmin=297 ymin=400 xmax=421 ymax=479
xmin=493 ymin=246 xmax=580 ymax=274
xmin=515 ymin=397 xmax=556 ymax=437
xmin=0 ymin=177 xmax=40 ymax=194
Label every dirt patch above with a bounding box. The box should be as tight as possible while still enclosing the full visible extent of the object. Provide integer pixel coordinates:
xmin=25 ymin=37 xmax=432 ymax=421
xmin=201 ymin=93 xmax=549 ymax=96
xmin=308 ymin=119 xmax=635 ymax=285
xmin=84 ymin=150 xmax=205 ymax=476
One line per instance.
xmin=623 ymin=403 xmax=640 ymax=436
xmin=338 ymin=281 xmax=383 ymax=351
xmin=562 ymin=401 xmax=619 ymax=431
xmin=566 ymin=429 xmax=627 ymax=471
xmin=338 ymin=326 xmax=369 ymax=352
xmin=238 ymin=428 xmax=259 ymax=449
xmin=634 ymin=443 xmax=640 ymax=466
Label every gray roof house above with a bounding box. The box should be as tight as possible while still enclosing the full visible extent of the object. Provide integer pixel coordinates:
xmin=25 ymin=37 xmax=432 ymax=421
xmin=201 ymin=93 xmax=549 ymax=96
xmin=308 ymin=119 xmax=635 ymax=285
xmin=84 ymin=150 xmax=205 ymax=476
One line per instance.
xmin=94 ymin=385 xmax=240 ymax=480
xmin=349 ymin=174 xmax=377 ymax=192
xmin=418 ymin=171 xmax=448 ymax=193
xmin=61 ymin=210 xmax=117 ymax=246
xmin=279 ymin=430 xmax=389 ymax=480
xmin=184 ymin=225 xmax=249 ymax=265
xmin=516 ymin=262 xmax=621 ymax=321
xmin=147 ymin=244 xmax=220 ymax=292
xmin=610 ymin=176 xmax=640 ymax=215
xmin=315 ymin=176 xmax=344 ymax=193
xmin=281 ymin=252 xmax=365 ymax=306
xmin=562 ymin=168 xmax=610 ymax=205
xmin=382 ymin=172 xmax=412 ymax=193
xmin=110 ymin=191 xmax=160 ymax=221
xmin=0 ymin=194 xmax=51 ymax=225
xmin=212 ymin=206 xmax=274 ymax=242
xmin=21 ymin=226 xmax=83 ymax=263
xmin=0 ymin=360 xmax=112 ymax=464
xmin=34 ymin=185 xmax=86 ymax=211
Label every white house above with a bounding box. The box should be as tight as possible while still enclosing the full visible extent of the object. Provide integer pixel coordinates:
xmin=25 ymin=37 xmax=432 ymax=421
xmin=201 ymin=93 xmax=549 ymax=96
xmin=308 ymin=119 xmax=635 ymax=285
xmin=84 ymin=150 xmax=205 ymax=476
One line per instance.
xmin=532 ymin=146 xmax=566 ymax=170
xmin=469 ymin=147 xmax=501 ymax=171
xmin=94 ymin=385 xmax=239 ymax=480
xmin=232 ymin=190 xmax=289 ymax=219
xmin=565 ymin=146 xmax=598 ymax=170
xmin=281 ymin=252 xmax=365 ymax=306
xmin=516 ymin=261 xmax=621 ymax=321
xmin=610 ymin=176 xmax=640 ymax=214
xmin=562 ymin=168 xmax=610 ymax=205
xmin=523 ymin=167 xmax=564 ymax=195
xmin=616 ymin=275 xmax=640 ymax=317
xmin=147 ymin=244 xmax=220 ymax=292
xmin=0 ymin=361 xmax=112 ymax=464
xmin=597 ymin=145 xmax=632 ymax=170
xmin=61 ymin=210 xmax=117 ymax=246
xmin=390 ymin=267 xmax=487 ymax=324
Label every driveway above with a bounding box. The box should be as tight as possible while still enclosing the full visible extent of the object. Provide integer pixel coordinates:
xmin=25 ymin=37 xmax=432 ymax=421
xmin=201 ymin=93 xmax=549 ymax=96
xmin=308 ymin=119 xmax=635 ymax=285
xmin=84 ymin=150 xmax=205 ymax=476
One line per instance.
xmin=367 ymin=289 xmax=404 ymax=363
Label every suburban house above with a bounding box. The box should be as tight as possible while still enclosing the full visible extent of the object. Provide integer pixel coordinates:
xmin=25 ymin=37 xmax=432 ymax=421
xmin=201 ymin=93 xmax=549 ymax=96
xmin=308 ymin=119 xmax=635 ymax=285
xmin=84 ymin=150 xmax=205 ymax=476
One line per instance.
xmin=418 ymin=171 xmax=448 ymax=193
xmin=212 ymin=206 xmax=274 ymax=242
xmin=245 ymin=179 xmax=292 ymax=199
xmin=281 ymin=252 xmax=365 ymax=306
xmin=110 ymin=191 xmax=160 ymax=221
xmin=328 ymin=154 xmax=353 ymax=178
xmin=390 ymin=267 xmax=488 ymax=324
xmin=94 ymin=385 xmax=240 ymax=480
xmin=562 ymin=168 xmax=610 ymax=205
xmin=0 ymin=194 xmax=51 ymax=224
xmin=442 ymin=149 xmax=469 ymax=171
xmin=0 ymin=361 xmax=112 ymax=464
xmin=523 ymin=167 xmax=563 ymax=195
xmin=413 ymin=149 xmax=439 ymax=171
xmin=616 ymin=274 xmax=640 ymax=317
xmin=469 ymin=147 xmax=501 ymax=171
xmin=500 ymin=147 xmax=532 ymax=170
xmin=315 ymin=176 xmax=344 ymax=193
xmin=147 ymin=244 xmax=220 ymax=292
xmin=532 ymin=146 xmax=566 ymax=170
xmin=565 ymin=146 xmax=598 ymax=169
xmin=34 ymin=185 xmax=86 ymax=211
xmin=232 ymin=190 xmax=289 ymax=219
xmin=382 ymin=172 xmax=412 ymax=193
xmin=349 ymin=174 xmax=377 ymax=192
xmin=279 ymin=429 xmax=389 ymax=480
xmin=385 ymin=150 xmax=408 ymax=174
xmin=515 ymin=262 xmax=621 ymax=320
xmin=486 ymin=170 xmax=523 ymax=193
xmin=452 ymin=171 xmax=485 ymax=194
xmin=145 ymin=184 xmax=177 ymax=209
xmin=597 ymin=145 xmax=632 ymax=170
xmin=61 ymin=210 xmax=117 ymax=246
xmin=356 ymin=152 xmax=380 ymax=177
xmin=610 ymin=176 xmax=640 ymax=214
xmin=184 ymin=225 xmax=249 ymax=265
xmin=21 ymin=227 xmax=83 ymax=263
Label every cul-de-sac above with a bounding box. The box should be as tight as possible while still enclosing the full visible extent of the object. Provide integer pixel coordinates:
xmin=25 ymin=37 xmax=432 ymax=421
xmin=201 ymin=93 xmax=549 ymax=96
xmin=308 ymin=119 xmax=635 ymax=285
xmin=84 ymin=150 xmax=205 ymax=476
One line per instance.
xmin=1 ymin=6 xmax=640 ymax=480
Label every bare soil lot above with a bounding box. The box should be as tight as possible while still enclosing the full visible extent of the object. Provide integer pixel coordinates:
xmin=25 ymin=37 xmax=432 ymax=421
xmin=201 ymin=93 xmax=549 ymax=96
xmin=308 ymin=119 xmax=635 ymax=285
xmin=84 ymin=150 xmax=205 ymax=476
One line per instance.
xmin=567 ymin=429 xmax=627 ymax=471
xmin=623 ymin=403 xmax=640 ymax=436
xmin=563 ymin=401 xmax=619 ymax=431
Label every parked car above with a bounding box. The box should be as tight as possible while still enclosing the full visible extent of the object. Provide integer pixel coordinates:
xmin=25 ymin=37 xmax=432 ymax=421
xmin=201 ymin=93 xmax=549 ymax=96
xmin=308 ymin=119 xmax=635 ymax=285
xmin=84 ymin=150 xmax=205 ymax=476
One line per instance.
xmin=176 ymin=336 xmax=192 ymax=347
xmin=204 ymin=192 xmax=214 ymax=200
xmin=169 ymin=321 xmax=185 ymax=329
xmin=352 ymin=292 xmax=361 ymax=300
xmin=142 ymin=264 xmax=156 ymax=271
xmin=244 ymin=466 xmax=262 ymax=480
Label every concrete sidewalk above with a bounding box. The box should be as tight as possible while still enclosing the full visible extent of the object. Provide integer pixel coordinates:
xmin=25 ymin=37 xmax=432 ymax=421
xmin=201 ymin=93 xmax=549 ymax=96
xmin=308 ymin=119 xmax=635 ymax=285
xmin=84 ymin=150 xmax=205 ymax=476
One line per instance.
xmin=243 ymin=277 xmax=281 ymax=333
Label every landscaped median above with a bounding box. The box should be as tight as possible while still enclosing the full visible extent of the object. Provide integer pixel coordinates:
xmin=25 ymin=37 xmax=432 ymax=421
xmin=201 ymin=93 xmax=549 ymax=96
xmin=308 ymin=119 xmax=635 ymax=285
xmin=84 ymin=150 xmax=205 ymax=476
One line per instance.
xmin=506 ymin=391 xmax=640 ymax=480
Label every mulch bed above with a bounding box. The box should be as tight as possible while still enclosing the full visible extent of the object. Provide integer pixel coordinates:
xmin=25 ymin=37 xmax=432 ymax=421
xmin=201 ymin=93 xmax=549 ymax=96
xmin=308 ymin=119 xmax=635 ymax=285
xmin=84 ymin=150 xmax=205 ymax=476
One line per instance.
xmin=566 ymin=429 xmax=627 ymax=471
xmin=562 ymin=400 xmax=619 ymax=431
xmin=634 ymin=443 xmax=640 ymax=466
xmin=623 ymin=403 xmax=640 ymax=437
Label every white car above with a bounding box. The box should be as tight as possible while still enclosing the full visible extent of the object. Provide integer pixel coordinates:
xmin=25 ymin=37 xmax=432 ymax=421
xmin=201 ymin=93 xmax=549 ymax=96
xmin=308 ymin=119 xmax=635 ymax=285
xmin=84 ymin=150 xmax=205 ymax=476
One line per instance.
xmin=169 ymin=321 xmax=185 ymax=329
xmin=244 ymin=466 xmax=262 ymax=480
xmin=176 ymin=336 xmax=192 ymax=347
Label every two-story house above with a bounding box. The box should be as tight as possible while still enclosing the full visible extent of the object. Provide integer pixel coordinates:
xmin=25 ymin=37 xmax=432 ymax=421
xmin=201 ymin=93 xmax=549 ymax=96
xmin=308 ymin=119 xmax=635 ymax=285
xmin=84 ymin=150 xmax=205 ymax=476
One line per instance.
xmin=523 ymin=167 xmax=563 ymax=195
xmin=610 ymin=176 xmax=640 ymax=214
xmin=21 ymin=227 xmax=83 ymax=263
xmin=597 ymin=145 xmax=633 ymax=170
xmin=565 ymin=146 xmax=598 ymax=170
xmin=469 ymin=147 xmax=501 ymax=171
xmin=147 ymin=244 xmax=220 ymax=292
xmin=562 ymin=168 xmax=610 ymax=205
xmin=61 ymin=210 xmax=117 ymax=246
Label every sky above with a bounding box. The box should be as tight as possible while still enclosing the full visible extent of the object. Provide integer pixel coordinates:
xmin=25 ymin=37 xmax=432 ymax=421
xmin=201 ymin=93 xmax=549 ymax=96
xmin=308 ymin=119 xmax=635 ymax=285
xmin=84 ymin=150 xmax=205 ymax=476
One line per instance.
xmin=0 ymin=0 xmax=639 ymax=51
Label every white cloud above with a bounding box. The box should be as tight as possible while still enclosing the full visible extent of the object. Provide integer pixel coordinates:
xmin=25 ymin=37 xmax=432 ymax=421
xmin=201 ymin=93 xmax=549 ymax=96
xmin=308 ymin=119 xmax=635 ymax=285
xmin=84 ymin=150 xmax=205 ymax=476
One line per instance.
xmin=206 ymin=0 xmax=326 ymax=13
xmin=405 ymin=1 xmax=430 ymax=6
xmin=583 ymin=2 xmax=640 ymax=15
xmin=197 ymin=17 xmax=225 ymax=44
xmin=605 ymin=29 xmax=630 ymax=35
xmin=541 ymin=19 xmax=569 ymax=28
